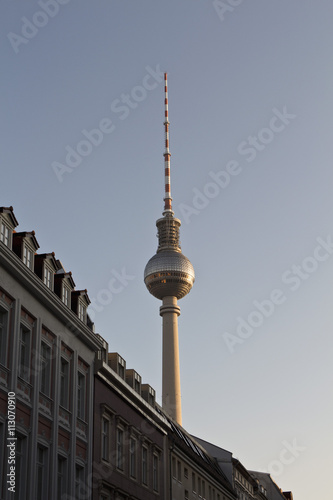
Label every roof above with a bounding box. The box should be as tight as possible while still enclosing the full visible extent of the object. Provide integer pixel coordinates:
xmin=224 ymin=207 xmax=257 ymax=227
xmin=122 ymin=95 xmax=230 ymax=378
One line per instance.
xmin=157 ymin=407 xmax=236 ymax=496
xmin=249 ymin=471 xmax=290 ymax=500
xmin=13 ymin=230 xmax=40 ymax=250
xmin=0 ymin=206 xmax=19 ymax=227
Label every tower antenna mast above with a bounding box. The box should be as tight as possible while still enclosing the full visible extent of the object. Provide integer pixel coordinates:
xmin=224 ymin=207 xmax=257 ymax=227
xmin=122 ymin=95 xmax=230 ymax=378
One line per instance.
xmin=163 ymin=73 xmax=173 ymax=216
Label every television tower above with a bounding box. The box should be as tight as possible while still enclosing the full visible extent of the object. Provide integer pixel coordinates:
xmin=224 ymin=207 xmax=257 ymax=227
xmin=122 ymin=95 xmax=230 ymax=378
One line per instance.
xmin=144 ymin=73 xmax=195 ymax=425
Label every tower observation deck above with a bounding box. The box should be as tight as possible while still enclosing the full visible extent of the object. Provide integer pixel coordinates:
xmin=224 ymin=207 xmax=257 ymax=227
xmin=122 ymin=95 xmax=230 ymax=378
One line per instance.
xmin=144 ymin=73 xmax=195 ymax=424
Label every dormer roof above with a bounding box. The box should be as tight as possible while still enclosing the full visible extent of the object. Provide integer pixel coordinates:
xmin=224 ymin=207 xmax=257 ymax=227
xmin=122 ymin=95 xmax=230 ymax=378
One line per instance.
xmin=0 ymin=206 xmax=19 ymax=228
xmin=71 ymin=289 xmax=90 ymax=306
xmin=13 ymin=231 xmax=40 ymax=253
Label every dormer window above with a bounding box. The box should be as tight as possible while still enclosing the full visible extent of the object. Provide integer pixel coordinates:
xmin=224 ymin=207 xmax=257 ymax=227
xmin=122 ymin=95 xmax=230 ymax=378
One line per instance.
xmin=54 ymin=268 xmax=75 ymax=308
xmin=78 ymin=301 xmax=86 ymax=322
xmin=23 ymin=244 xmax=33 ymax=270
xmin=118 ymin=357 xmax=125 ymax=379
xmin=13 ymin=231 xmax=39 ymax=271
xmin=34 ymin=252 xmax=57 ymax=288
xmin=62 ymin=284 xmax=70 ymax=307
xmin=43 ymin=265 xmax=53 ymax=290
xmin=0 ymin=206 xmax=18 ymax=250
xmin=0 ymin=221 xmax=10 ymax=247
xmin=71 ymin=290 xmax=90 ymax=324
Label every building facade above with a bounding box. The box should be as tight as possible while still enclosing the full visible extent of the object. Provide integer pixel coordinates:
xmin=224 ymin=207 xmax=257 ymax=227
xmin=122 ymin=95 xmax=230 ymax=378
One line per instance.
xmin=0 ymin=206 xmax=104 ymax=500
xmin=93 ymin=350 xmax=168 ymax=500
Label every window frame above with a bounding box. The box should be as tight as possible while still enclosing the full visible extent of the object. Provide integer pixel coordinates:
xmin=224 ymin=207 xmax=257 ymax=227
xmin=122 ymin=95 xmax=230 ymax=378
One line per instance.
xmin=0 ymin=220 xmax=10 ymax=247
xmin=18 ymin=323 xmax=31 ymax=382
xmin=153 ymin=452 xmax=159 ymax=492
xmin=129 ymin=437 xmax=137 ymax=479
xmin=75 ymin=463 xmax=85 ymax=500
xmin=101 ymin=417 xmax=110 ymax=462
xmin=77 ymin=371 xmax=86 ymax=421
xmin=78 ymin=300 xmax=86 ymax=323
xmin=57 ymin=454 xmax=68 ymax=500
xmin=0 ymin=307 xmax=9 ymax=367
xmin=40 ymin=341 xmax=52 ymax=397
xmin=116 ymin=427 xmax=124 ymax=471
xmin=14 ymin=433 xmax=28 ymax=500
xmin=23 ymin=243 xmax=34 ymax=270
xmin=36 ymin=444 xmax=49 ymax=500
xmin=60 ymin=357 xmax=70 ymax=409
xmin=62 ymin=283 xmax=71 ymax=307
xmin=142 ymin=445 xmax=148 ymax=486
xmin=43 ymin=264 xmax=53 ymax=290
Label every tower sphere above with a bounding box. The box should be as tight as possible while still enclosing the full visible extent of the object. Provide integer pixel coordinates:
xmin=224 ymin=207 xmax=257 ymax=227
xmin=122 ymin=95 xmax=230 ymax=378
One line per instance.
xmin=144 ymin=249 xmax=195 ymax=300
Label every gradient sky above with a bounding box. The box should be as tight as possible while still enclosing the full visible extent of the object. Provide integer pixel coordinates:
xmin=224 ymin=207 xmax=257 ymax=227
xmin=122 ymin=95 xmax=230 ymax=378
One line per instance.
xmin=2 ymin=1 xmax=333 ymax=499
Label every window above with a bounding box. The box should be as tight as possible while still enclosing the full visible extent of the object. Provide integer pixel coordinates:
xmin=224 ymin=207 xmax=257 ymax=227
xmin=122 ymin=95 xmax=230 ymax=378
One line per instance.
xmin=15 ymin=435 xmax=27 ymax=500
xmin=36 ymin=446 xmax=48 ymax=500
xmin=153 ymin=453 xmax=159 ymax=491
xmin=60 ymin=358 xmax=69 ymax=409
xmin=185 ymin=491 xmax=189 ymax=500
xmin=43 ymin=266 xmax=53 ymax=289
xmin=134 ymin=375 xmax=140 ymax=393
xmin=116 ymin=428 xmax=124 ymax=470
xmin=177 ymin=460 xmax=182 ymax=481
xmin=192 ymin=472 xmax=196 ymax=493
xmin=57 ymin=456 xmax=67 ymax=500
xmin=202 ymin=480 xmax=205 ymax=498
xmin=142 ymin=446 xmax=148 ymax=485
xmin=18 ymin=325 xmax=31 ymax=381
xmin=198 ymin=477 xmax=201 ymax=497
xmin=101 ymin=418 xmax=109 ymax=461
xmin=77 ymin=372 xmax=86 ymax=420
xmin=62 ymin=285 xmax=70 ymax=307
xmin=78 ymin=301 xmax=86 ymax=322
xmin=40 ymin=342 xmax=51 ymax=396
xmin=118 ymin=357 xmax=125 ymax=378
xmin=0 ymin=221 xmax=10 ymax=246
xmin=184 ymin=467 xmax=188 ymax=479
xmin=75 ymin=464 xmax=85 ymax=500
xmin=172 ymin=457 xmax=177 ymax=478
xmin=0 ymin=309 xmax=8 ymax=366
xmin=23 ymin=244 xmax=33 ymax=270
xmin=129 ymin=437 xmax=137 ymax=478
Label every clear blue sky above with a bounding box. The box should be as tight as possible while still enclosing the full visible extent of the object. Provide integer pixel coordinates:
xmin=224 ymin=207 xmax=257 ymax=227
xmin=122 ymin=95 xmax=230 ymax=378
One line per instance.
xmin=2 ymin=1 xmax=333 ymax=498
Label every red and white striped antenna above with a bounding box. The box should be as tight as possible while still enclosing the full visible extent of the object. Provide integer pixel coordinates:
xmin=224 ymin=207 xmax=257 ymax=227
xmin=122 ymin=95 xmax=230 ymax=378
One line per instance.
xmin=163 ymin=72 xmax=173 ymax=216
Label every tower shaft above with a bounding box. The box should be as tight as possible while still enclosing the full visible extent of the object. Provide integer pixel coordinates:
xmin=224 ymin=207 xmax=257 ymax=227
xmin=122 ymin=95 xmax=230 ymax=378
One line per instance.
xmin=160 ymin=296 xmax=182 ymax=424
